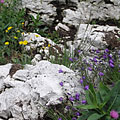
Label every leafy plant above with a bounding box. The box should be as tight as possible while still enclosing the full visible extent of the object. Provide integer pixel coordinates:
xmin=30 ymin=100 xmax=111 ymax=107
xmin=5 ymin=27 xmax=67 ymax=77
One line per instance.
xmin=76 ymin=81 xmax=120 ymax=120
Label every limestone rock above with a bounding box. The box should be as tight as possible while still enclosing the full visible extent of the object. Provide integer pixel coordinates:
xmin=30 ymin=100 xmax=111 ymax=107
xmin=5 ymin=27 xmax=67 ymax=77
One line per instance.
xmin=63 ymin=2 xmax=120 ymax=26
xmin=21 ymin=0 xmax=56 ymax=24
xmin=0 ymin=61 xmax=84 ymax=119
xmin=68 ymin=24 xmax=120 ymax=53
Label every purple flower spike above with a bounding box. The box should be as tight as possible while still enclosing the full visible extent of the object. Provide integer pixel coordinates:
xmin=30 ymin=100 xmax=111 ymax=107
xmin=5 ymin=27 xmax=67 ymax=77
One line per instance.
xmin=59 ymin=69 xmax=63 ymax=73
xmin=59 ymin=82 xmax=63 ymax=86
xmin=82 ymin=100 xmax=87 ymax=104
xmin=84 ymin=85 xmax=89 ymax=90
xmin=69 ymin=96 xmax=75 ymax=101
xmin=88 ymin=67 xmax=92 ymax=71
xmin=99 ymin=72 xmax=104 ymax=76
xmin=109 ymin=63 xmax=114 ymax=68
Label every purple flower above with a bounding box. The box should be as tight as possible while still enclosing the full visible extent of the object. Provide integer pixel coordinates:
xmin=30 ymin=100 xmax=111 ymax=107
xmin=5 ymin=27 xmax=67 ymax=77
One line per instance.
xmin=103 ymin=55 xmax=107 ymax=59
xmin=99 ymin=72 xmax=104 ymax=76
xmin=74 ymin=57 xmax=78 ymax=60
xmin=59 ymin=82 xmax=63 ymax=86
xmin=75 ymin=93 xmax=80 ymax=97
xmin=69 ymin=58 xmax=73 ymax=62
xmin=81 ymin=67 xmax=85 ymax=71
xmin=69 ymin=96 xmax=75 ymax=101
xmin=82 ymin=76 xmax=85 ymax=80
xmin=75 ymin=93 xmax=80 ymax=100
xmin=109 ymin=63 xmax=114 ymax=68
xmin=96 ymin=49 xmax=100 ymax=53
xmin=81 ymin=100 xmax=87 ymax=104
xmin=59 ymin=97 xmax=63 ymax=101
xmin=78 ymin=50 xmax=81 ymax=53
xmin=80 ymin=78 xmax=83 ymax=84
xmin=76 ymin=112 xmax=80 ymax=116
xmin=118 ymin=50 xmax=120 ymax=55
xmin=84 ymin=85 xmax=89 ymax=90
xmin=109 ymin=59 xmax=114 ymax=64
xmin=0 ymin=0 xmax=4 ymax=3
xmin=66 ymin=106 xmax=70 ymax=110
xmin=72 ymin=117 xmax=77 ymax=120
xmin=118 ymin=70 xmax=120 ymax=72
xmin=93 ymin=57 xmax=97 ymax=62
xmin=88 ymin=67 xmax=92 ymax=71
xmin=58 ymin=118 xmax=62 ymax=120
xmin=59 ymin=69 xmax=63 ymax=73
xmin=119 ymin=64 xmax=120 ymax=68
xmin=105 ymin=48 xmax=109 ymax=53
xmin=110 ymin=110 xmax=119 ymax=119
xmin=67 ymin=93 xmax=71 ymax=95
xmin=108 ymin=54 xmax=112 ymax=58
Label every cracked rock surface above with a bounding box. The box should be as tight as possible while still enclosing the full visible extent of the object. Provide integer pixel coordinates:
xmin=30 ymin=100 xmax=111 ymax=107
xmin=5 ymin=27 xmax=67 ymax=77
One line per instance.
xmin=0 ymin=61 xmax=83 ymax=120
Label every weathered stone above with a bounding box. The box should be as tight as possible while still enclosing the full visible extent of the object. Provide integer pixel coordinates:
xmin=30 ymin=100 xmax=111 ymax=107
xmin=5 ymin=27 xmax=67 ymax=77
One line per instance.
xmin=22 ymin=0 xmax=56 ymax=24
xmin=67 ymin=24 xmax=120 ymax=53
xmin=63 ymin=2 xmax=120 ymax=26
xmin=0 ymin=61 xmax=84 ymax=119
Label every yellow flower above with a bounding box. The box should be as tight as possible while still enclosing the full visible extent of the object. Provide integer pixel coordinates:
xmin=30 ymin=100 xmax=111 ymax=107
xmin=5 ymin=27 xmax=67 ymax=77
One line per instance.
xmin=6 ymin=30 xmax=8 ymax=33
xmin=23 ymin=40 xmax=28 ymax=45
xmin=14 ymin=36 xmax=18 ymax=39
xmin=22 ymin=22 xmax=24 ymax=25
xmin=43 ymin=46 xmax=46 ymax=49
xmin=35 ymin=34 xmax=40 ymax=37
xmin=21 ymin=32 xmax=24 ymax=35
xmin=7 ymin=26 xmax=13 ymax=30
xmin=5 ymin=42 xmax=9 ymax=45
xmin=19 ymin=41 xmax=23 ymax=45
xmin=17 ymin=30 xmax=20 ymax=32
xmin=48 ymin=44 xmax=51 ymax=47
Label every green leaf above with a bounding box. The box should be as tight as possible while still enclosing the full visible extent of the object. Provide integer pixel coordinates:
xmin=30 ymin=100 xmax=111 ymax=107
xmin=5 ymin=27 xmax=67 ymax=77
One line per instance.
xmin=99 ymin=82 xmax=110 ymax=101
xmin=96 ymin=91 xmax=103 ymax=106
xmin=85 ymin=89 xmax=97 ymax=106
xmin=76 ymin=105 xmax=97 ymax=109
xmin=78 ymin=111 xmax=95 ymax=120
xmin=88 ymin=113 xmax=104 ymax=120
xmin=85 ymin=90 xmax=94 ymax=105
xmin=106 ymin=81 xmax=120 ymax=111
